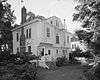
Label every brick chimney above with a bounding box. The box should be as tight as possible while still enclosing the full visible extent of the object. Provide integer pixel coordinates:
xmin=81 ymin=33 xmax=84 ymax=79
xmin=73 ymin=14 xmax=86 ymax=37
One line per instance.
xmin=21 ymin=6 xmax=27 ymax=24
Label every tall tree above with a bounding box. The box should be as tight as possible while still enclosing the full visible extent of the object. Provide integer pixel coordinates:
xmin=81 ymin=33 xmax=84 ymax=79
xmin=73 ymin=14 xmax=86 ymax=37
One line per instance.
xmin=0 ymin=0 xmax=15 ymax=52
xmin=73 ymin=0 xmax=100 ymax=55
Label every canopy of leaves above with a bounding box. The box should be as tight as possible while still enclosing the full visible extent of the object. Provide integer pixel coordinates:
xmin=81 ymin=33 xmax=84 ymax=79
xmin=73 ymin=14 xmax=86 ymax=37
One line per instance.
xmin=0 ymin=0 xmax=16 ymax=23
xmin=0 ymin=0 xmax=16 ymax=51
xmin=73 ymin=0 xmax=100 ymax=53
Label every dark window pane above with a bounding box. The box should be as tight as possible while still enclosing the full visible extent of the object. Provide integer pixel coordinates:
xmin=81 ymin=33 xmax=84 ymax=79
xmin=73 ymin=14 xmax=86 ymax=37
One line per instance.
xmin=67 ymin=36 xmax=69 ymax=43
xmin=17 ymin=33 xmax=19 ymax=41
xmin=26 ymin=29 xmax=28 ymax=38
xmin=48 ymin=50 xmax=51 ymax=55
xmin=56 ymin=49 xmax=58 ymax=54
xmin=47 ymin=28 xmax=50 ymax=37
xmin=29 ymin=28 xmax=31 ymax=38
xmin=41 ymin=48 xmax=44 ymax=56
xmin=28 ymin=46 xmax=31 ymax=53
xmin=56 ymin=35 xmax=59 ymax=44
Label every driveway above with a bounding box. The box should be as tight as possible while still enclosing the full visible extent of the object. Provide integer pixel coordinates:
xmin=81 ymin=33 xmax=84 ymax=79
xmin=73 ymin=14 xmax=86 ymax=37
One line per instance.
xmin=37 ymin=65 xmax=86 ymax=80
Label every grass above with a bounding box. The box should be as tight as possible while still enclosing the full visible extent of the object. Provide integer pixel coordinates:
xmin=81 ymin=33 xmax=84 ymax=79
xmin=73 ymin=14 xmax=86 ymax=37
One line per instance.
xmin=37 ymin=65 xmax=87 ymax=80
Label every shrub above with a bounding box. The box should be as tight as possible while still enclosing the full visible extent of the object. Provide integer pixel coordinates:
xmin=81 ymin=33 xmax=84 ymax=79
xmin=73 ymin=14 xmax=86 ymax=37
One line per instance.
xmin=84 ymin=70 xmax=96 ymax=80
xmin=0 ymin=62 xmax=38 ymax=80
xmin=56 ymin=56 xmax=68 ymax=67
xmin=83 ymin=63 xmax=100 ymax=80
xmin=0 ymin=51 xmax=38 ymax=80
xmin=16 ymin=52 xmax=39 ymax=62
xmin=69 ymin=53 xmax=81 ymax=64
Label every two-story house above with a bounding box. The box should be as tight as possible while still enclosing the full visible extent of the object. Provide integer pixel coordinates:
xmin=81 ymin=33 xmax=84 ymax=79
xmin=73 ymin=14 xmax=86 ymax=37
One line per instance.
xmin=12 ymin=6 xmax=70 ymax=62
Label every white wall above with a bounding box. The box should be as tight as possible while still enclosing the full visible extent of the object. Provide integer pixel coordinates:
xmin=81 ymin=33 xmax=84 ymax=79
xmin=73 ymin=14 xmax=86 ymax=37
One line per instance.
xmin=12 ymin=16 xmax=71 ymax=61
xmin=13 ymin=28 xmax=21 ymax=54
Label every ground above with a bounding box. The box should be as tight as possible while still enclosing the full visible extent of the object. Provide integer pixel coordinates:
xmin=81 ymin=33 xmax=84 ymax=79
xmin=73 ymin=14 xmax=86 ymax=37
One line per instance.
xmin=37 ymin=65 xmax=87 ymax=80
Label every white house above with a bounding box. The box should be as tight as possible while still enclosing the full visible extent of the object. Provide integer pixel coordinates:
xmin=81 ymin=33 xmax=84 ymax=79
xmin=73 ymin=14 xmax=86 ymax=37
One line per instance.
xmin=12 ymin=6 xmax=71 ymax=62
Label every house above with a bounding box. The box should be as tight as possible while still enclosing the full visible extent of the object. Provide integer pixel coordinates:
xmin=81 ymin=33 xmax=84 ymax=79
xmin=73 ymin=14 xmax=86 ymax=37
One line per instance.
xmin=12 ymin=6 xmax=71 ymax=62
xmin=70 ymin=35 xmax=87 ymax=52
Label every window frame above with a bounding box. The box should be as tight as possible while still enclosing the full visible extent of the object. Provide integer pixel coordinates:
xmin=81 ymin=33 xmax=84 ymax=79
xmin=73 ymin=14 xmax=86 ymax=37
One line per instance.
xmin=67 ymin=36 xmax=69 ymax=43
xmin=56 ymin=35 xmax=59 ymax=44
xmin=46 ymin=27 xmax=50 ymax=37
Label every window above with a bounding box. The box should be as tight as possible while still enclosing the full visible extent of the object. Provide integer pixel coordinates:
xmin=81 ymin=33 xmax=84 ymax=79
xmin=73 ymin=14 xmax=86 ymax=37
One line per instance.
xmin=48 ymin=50 xmax=51 ymax=55
xmin=29 ymin=28 xmax=31 ymax=38
xmin=28 ymin=46 xmax=31 ymax=53
xmin=17 ymin=33 xmax=19 ymax=41
xmin=71 ymin=38 xmax=73 ymax=42
xmin=72 ymin=44 xmax=74 ymax=49
xmin=74 ymin=44 xmax=76 ymax=49
xmin=26 ymin=29 xmax=28 ymax=38
xmin=56 ymin=35 xmax=59 ymax=44
xmin=41 ymin=48 xmax=44 ymax=56
xmin=46 ymin=27 xmax=50 ymax=37
xmin=56 ymin=49 xmax=58 ymax=54
xmin=67 ymin=36 xmax=69 ymax=43
xmin=51 ymin=21 xmax=52 ymax=24
xmin=62 ymin=50 xmax=66 ymax=56
xmin=56 ymin=20 xmax=58 ymax=26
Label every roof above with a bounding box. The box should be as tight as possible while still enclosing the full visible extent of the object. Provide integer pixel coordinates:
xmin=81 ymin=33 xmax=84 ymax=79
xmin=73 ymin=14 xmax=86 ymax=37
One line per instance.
xmin=12 ymin=16 xmax=64 ymax=32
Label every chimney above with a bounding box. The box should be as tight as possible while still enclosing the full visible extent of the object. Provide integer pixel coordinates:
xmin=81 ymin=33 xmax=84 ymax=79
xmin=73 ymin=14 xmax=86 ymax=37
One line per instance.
xmin=21 ymin=6 xmax=27 ymax=24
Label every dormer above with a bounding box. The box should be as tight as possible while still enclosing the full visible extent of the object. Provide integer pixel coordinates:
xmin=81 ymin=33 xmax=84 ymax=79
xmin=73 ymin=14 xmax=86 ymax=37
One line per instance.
xmin=47 ymin=16 xmax=64 ymax=29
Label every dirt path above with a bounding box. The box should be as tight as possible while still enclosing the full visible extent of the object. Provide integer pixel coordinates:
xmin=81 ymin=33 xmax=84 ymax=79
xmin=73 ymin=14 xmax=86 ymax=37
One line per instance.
xmin=37 ymin=65 xmax=86 ymax=80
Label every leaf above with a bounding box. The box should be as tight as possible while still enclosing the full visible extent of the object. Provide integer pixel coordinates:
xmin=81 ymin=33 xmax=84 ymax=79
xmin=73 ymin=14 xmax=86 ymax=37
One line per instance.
xmin=73 ymin=13 xmax=80 ymax=21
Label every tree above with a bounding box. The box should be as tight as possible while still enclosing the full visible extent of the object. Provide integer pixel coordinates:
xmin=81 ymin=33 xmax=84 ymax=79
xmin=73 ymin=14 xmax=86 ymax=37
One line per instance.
xmin=73 ymin=0 xmax=100 ymax=79
xmin=0 ymin=0 xmax=16 ymax=52
xmin=73 ymin=0 xmax=100 ymax=54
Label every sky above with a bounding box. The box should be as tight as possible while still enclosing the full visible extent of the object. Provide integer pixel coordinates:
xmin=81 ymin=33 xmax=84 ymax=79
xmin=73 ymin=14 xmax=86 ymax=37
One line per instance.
xmin=8 ymin=0 xmax=81 ymax=33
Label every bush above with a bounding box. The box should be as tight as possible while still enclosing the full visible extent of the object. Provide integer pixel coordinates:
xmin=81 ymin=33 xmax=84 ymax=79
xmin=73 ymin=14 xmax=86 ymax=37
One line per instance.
xmin=0 ymin=62 xmax=38 ymax=80
xmin=84 ymin=70 xmax=96 ymax=80
xmin=69 ymin=53 xmax=81 ymax=64
xmin=16 ymin=52 xmax=39 ymax=62
xmin=56 ymin=56 xmax=68 ymax=67
xmin=0 ymin=51 xmax=18 ymax=62
xmin=0 ymin=51 xmax=38 ymax=80
xmin=83 ymin=63 xmax=100 ymax=80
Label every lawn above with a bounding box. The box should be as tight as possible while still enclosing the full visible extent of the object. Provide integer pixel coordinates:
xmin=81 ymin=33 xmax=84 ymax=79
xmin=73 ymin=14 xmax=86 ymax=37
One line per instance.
xmin=37 ymin=65 xmax=87 ymax=80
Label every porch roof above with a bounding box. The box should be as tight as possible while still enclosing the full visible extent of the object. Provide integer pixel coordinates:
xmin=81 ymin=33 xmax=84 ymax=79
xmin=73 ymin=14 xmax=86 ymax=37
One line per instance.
xmin=39 ymin=42 xmax=53 ymax=47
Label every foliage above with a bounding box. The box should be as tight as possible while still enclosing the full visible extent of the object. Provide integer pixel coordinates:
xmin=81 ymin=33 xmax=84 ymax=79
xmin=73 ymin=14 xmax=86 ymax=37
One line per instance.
xmin=16 ymin=52 xmax=39 ymax=63
xmin=46 ymin=61 xmax=56 ymax=70
xmin=0 ymin=51 xmax=39 ymax=65
xmin=69 ymin=49 xmax=81 ymax=64
xmin=0 ymin=0 xmax=15 ymax=23
xmin=69 ymin=48 xmax=93 ymax=65
xmin=0 ymin=62 xmax=37 ymax=80
xmin=0 ymin=51 xmax=38 ymax=80
xmin=83 ymin=69 xmax=96 ymax=80
xmin=83 ymin=63 xmax=100 ymax=80
xmin=0 ymin=51 xmax=18 ymax=62
xmin=0 ymin=0 xmax=16 ymax=51
xmin=75 ymin=30 xmax=94 ymax=46
xmin=71 ymin=48 xmax=93 ymax=58
xmin=73 ymin=0 xmax=100 ymax=60
xmin=73 ymin=0 xmax=100 ymax=53
xmin=56 ymin=56 xmax=69 ymax=67
xmin=73 ymin=2 xmax=100 ymax=79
